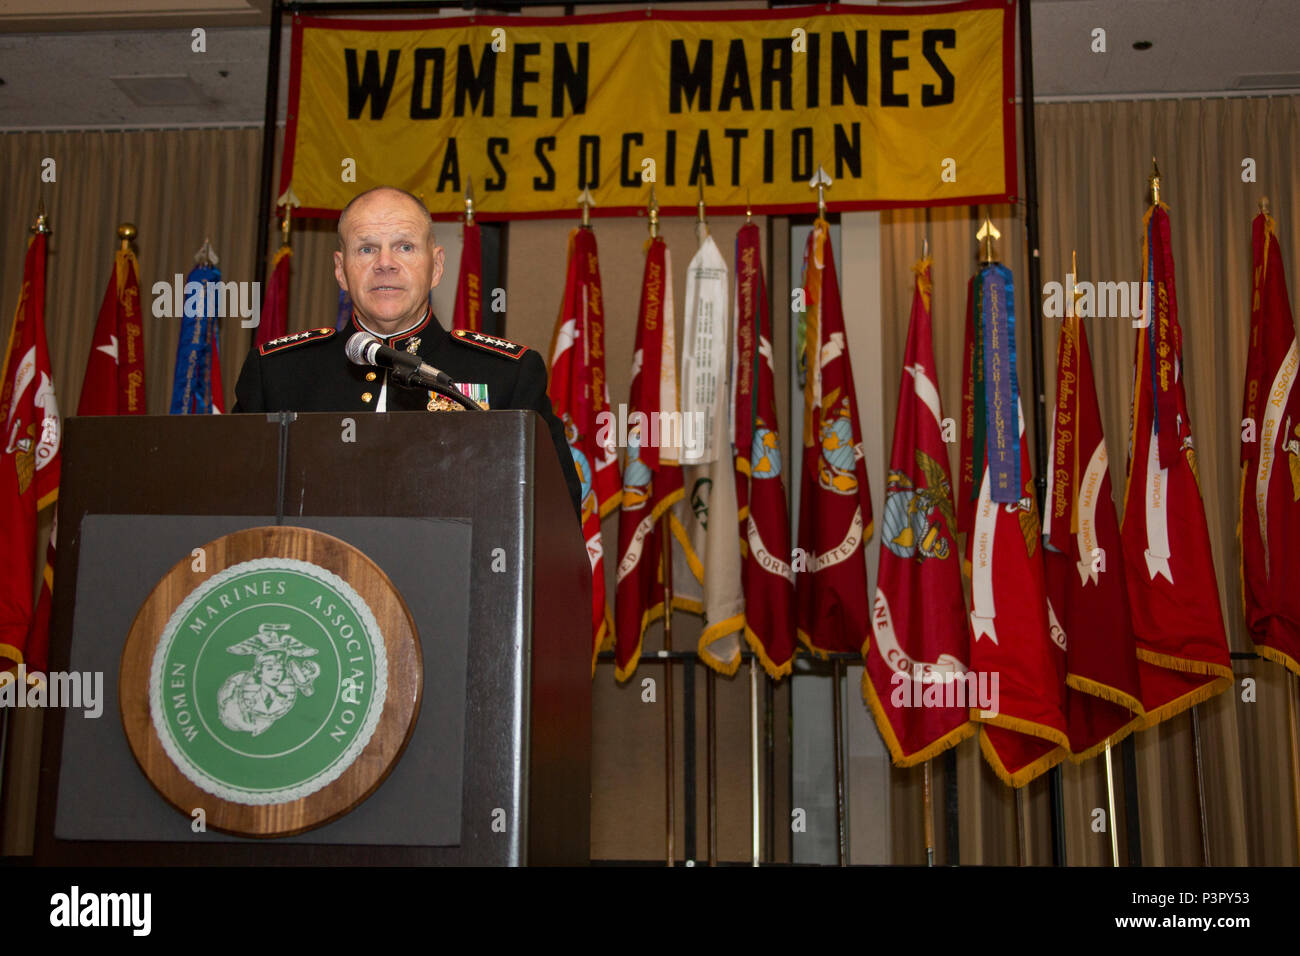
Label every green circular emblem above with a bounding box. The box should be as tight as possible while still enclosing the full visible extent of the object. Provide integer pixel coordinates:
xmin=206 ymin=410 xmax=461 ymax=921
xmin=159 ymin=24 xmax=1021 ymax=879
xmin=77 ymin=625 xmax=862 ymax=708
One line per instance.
xmin=149 ymin=557 xmax=388 ymax=805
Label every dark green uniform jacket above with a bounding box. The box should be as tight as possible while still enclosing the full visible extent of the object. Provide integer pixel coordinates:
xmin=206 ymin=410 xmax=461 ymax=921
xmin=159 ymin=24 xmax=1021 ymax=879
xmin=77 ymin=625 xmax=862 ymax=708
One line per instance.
xmin=232 ymin=310 xmax=583 ymax=518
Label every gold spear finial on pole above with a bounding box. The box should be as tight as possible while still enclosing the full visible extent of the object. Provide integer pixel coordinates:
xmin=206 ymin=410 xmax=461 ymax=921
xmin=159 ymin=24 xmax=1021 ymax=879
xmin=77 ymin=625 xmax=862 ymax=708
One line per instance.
xmin=1148 ymin=157 xmax=1162 ymax=206
xmin=275 ymin=184 xmax=300 ymax=247
xmin=745 ymin=187 xmax=752 ymax=225
xmin=118 ymin=222 xmax=137 ymax=251
xmin=194 ymin=237 xmax=219 ymax=268
xmin=810 ymin=164 xmax=832 ymax=218
xmin=31 ymin=199 xmax=50 ymax=235
xmin=697 ymin=180 xmax=708 ymax=237
xmin=464 ymin=176 xmax=476 ymax=227
xmin=922 ymin=236 xmax=929 ymax=259
xmin=1071 ymin=249 xmax=1083 ymax=315
xmin=577 ymin=185 xmax=595 ymax=228
xmin=648 ymin=185 xmax=659 ymax=239
xmin=1260 ymin=196 xmax=1271 ymax=217
xmin=976 ymin=216 xmax=1000 ymax=264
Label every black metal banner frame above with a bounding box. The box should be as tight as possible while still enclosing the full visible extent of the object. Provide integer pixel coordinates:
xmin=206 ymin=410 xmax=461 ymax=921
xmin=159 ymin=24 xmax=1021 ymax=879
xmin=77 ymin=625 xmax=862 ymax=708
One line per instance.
xmin=248 ymin=0 xmax=1089 ymax=868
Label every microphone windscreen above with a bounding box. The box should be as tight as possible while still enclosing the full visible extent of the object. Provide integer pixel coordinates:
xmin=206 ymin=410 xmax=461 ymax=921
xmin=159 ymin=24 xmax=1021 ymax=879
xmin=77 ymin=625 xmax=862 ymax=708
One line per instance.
xmin=345 ymin=331 xmax=380 ymax=366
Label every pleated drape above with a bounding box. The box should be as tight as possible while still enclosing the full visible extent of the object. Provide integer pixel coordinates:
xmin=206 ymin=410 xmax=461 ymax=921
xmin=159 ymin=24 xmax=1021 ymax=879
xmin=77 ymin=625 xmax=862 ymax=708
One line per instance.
xmin=3 ymin=95 xmax=1299 ymax=863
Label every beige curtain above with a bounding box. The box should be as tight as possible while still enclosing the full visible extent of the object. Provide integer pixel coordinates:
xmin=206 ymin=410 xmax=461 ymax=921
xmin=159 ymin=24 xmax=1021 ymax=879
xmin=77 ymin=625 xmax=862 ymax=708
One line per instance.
xmin=881 ymin=95 xmax=1300 ymax=866
xmin=4 ymin=94 xmax=1300 ymax=863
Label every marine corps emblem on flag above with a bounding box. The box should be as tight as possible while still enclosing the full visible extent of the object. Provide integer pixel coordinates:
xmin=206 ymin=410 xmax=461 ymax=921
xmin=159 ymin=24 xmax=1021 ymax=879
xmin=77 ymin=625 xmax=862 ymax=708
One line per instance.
xmin=620 ymin=429 xmax=654 ymax=511
xmin=817 ymin=395 xmax=860 ymax=496
xmin=561 ymin=414 xmax=597 ymax=519
xmin=750 ymin=428 xmax=781 ymax=479
xmin=882 ymin=451 xmax=956 ymax=562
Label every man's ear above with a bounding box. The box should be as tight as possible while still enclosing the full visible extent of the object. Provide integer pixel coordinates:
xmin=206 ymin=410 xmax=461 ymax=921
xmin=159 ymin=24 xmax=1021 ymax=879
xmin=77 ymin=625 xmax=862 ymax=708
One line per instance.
xmin=333 ymin=250 xmax=348 ymax=292
xmin=429 ymin=245 xmax=446 ymax=291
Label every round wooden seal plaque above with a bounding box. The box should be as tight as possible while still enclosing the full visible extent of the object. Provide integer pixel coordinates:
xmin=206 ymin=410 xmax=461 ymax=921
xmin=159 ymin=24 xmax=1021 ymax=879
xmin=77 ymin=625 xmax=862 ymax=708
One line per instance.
xmin=119 ymin=526 xmax=422 ymax=838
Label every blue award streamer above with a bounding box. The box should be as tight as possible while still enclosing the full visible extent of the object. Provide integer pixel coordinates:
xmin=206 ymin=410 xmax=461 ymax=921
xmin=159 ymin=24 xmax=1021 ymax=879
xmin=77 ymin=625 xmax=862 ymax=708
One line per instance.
xmin=980 ymin=263 xmax=1020 ymax=503
xmin=169 ymin=264 xmax=221 ymax=414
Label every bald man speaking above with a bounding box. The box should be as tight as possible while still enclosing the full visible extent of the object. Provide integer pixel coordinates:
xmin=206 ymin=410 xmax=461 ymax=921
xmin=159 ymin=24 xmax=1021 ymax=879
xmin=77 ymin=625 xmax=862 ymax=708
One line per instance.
xmin=232 ymin=185 xmax=582 ymax=516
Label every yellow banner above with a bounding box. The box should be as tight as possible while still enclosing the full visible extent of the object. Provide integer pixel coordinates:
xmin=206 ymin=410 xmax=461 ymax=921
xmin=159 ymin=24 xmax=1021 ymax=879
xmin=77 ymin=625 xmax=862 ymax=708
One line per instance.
xmin=284 ymin=3 xmax=1014 ymax=219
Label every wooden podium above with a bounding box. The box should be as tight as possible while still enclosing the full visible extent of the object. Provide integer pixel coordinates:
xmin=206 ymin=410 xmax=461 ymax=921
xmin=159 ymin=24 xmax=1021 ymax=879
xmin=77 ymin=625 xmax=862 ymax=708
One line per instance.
xmin=34 ymin=410 xmax=592 ymax=865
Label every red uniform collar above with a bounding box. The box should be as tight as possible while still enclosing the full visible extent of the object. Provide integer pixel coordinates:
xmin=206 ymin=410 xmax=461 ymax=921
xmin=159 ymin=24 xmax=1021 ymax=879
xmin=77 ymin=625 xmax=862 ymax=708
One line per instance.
xmin=351 ymin=305 xmax=432 ymax=345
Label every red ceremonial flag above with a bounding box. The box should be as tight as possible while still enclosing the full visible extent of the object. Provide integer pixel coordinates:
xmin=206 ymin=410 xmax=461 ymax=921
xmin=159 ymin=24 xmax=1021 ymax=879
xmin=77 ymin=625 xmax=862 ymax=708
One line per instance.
xmin=1 ymin=227 xmax=61 ymax=676
xmin=453 ymin=221 xmax=483 ymax=333
xmin=615 ymin=236 xmax=685 ymax=680
xmin=547 ymin=226 xmax=621 ymax=673
xmin=78 ymin=244 xmax=145 ymax=416
xmin=796 ymin=218 xmax=873 ymax=658
xmin=255 ymin=243 xmax=291 ymax=349
xmin=865 ymin=255 xmax=974 ymax=764
xmin=966 ymin=262 xmax=1069 ymax=787
xmin=1121 ymin=201 xmax=1232 ymax=724
xmin=733 ymin=223 xmax=796 ymax=679
xmin=956 ymin=276 xmax=979 ymax=544
xmin=1043 ymin=303 xmax=1145 ymax=760
xmin=1240 ymin=210 xmax=1300 ymax=674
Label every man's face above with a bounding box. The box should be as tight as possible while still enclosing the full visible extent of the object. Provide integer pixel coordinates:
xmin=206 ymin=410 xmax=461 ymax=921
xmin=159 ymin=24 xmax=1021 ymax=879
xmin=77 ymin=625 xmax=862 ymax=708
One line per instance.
xmin=334 ymin=190 xmax=444 ymax=333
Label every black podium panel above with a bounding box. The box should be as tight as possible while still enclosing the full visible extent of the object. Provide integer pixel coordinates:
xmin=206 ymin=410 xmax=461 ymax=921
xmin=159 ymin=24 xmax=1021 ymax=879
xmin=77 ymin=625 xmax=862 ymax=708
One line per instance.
xmin=54 ymin=514 xmax=470 ymax=847
xmin=36 ymin=411 xmax=591 ymax=866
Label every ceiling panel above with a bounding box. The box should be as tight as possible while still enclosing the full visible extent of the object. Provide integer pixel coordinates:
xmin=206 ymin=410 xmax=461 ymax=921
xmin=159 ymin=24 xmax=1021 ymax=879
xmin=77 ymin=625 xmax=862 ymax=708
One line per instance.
xmin=0 ymin=0 xmax=1295 ymax=130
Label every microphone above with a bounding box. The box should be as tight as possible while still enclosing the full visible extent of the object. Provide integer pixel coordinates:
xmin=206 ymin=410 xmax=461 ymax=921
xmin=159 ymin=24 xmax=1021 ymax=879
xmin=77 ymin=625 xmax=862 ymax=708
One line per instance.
xmin=345 ymin=330 xmax=483 ymax=411
xmin=345 ymin=331 xmax=455 ymax=388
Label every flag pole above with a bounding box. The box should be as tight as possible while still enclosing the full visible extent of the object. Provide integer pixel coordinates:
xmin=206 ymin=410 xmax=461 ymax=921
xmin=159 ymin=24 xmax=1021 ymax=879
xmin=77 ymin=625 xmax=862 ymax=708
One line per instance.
xmin=832 ymin=657 xmax=847 ymax=866
xmin=1288 ymin=672 xmax=1300 ymax=863
xmin=978 ymin=216 xmax=1034 ymax=865
xmin=1191 ymin=705 xmax=1212 ymax=864
xmin=811 ymin=163 xmax=848 ymax=865
xmin=648 ymin=187 xmax=675 ymax=867
xmin=1015 ymin=787 xmax=1028 ymax=865
xmin=1018 ymin=0 xmax=1068 ymax=866
xmin=920 ymin=232 xmax=938 ymax=869
xmin=750 ymin=655 xmax=761 ymax=866
xmin=661 ymin=513 xmax=676 ymax=868
xmin=745 ymin=191 xmax=762 ymax=869
xmin=1070 ymin=250 xmax=1121 ymax=868
xmin=697 ymin=182 xmax=719 ymax=867
xmin=1104 ymin=744 xmax=1121 ymax=865
xmin=1149 ymin=158 xmax=1212 ymax=866
xmin=923 ymin=761 xmax=936 ymax=866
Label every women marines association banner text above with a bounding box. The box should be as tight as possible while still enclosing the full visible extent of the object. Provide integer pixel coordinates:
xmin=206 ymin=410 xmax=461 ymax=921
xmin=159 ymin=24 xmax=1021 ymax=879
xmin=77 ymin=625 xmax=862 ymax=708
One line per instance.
xmin=283 ymin=1 xmax=1015 ymax=219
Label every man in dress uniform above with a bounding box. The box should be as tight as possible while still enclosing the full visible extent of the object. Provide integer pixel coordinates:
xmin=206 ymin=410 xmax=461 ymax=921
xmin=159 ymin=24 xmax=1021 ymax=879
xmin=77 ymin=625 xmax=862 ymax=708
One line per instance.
xmin=232 ymin=185 xmax=582 ymax=517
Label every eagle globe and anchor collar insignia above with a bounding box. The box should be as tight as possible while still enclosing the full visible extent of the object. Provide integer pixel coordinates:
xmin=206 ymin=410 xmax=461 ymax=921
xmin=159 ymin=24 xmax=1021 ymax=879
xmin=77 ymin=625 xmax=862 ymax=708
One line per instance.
xmin=121 ymin=527 xmax=422 ymax=837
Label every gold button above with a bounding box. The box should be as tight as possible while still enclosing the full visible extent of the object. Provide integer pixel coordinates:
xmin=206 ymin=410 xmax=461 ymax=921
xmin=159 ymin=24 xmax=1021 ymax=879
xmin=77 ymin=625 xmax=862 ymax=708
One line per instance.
xmin=362 ymin=391 xmax=373 ymax=403
xmin=365 ymin=371 xmax=377 ymax=382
